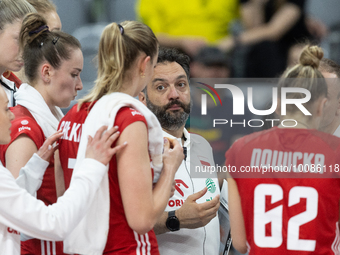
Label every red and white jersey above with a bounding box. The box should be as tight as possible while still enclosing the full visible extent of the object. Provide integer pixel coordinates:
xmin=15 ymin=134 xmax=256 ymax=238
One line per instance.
xmin=0 ymin=105 xmax=68 ymax=255
xmin=226 ymin=127 xmax=340 ymax=255
xmin=58 ymin=103 xmax=92 ymax=189
xmin=59 ymin=102 xmax=159 ymax=255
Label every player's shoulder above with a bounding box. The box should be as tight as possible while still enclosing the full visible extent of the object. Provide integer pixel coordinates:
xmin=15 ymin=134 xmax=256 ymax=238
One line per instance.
xmin=116 ymin=107 xmax=146 ymax=123
xmin=11 ymin=106 xmax=40 ymax=131
xmin=308 ymin=129 xmax=340 ymax=151
xmin=114 ymin=107 xmax=147 ymax=132
xmin=9 ymin=106 xmax=44 ymax=146
xmin=119 ymin=107 xmax=145 ymax=117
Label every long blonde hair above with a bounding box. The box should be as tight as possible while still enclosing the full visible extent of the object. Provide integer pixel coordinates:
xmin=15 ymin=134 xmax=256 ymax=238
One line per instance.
xmin=78 ymin=20 xmax=158 ymax=108
xmin=0 ymin=0 xmax=35 ymax=30
xmin=26 ymin=0 xmax=57 ymax=14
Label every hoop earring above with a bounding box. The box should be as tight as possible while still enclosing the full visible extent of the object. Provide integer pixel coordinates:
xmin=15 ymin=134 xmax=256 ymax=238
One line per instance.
xmin=140 ymin=72 xmax=145 ymax=78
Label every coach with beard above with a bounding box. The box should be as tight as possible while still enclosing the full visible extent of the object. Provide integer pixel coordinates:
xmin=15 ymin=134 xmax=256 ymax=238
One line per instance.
xmin=139 ymin=47 xmax=220 ymax=255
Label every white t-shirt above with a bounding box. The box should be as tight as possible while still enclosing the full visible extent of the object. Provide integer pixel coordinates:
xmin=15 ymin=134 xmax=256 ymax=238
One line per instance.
xmin=157 ymin=129 xmax=220 ymax=255
xmin=0 ymin=154 xmax=106 ymax=255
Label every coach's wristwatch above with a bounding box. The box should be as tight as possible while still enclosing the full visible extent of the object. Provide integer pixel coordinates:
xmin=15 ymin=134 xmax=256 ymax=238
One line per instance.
xmin=166 ymin=210 xmax=180 ymax=231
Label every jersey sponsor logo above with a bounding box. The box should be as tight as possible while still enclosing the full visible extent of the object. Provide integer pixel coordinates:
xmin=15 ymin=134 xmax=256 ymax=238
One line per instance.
xmin=21 ymin=120 xmax=29 ymax=125
xmin=175 ymin=179 xmax=189 ymax=197
xmin=18 ymin=126 xmax=31 ymax=132
xmin=59 ymin=120 xmax=83 ymax=143
xmin=7 ymin=227 xmax=20 ymax=235
xmin=205 ymin=178 xmax=216 ymax=193
xmin=168 ymin=199 xmax=184 ymax=207
xmin=130 ymin=108 xmax=144 ymax=117
xmin=251 ymin=148 xmax=325 ymax=173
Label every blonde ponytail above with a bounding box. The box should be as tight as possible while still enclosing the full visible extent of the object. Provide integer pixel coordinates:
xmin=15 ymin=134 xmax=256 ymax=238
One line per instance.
xmin=78 ymin=20 xmax=158 ymax=107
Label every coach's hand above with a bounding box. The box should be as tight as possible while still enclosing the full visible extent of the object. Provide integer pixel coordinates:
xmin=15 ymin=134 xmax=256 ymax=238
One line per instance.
xmin=177 ymin=187 xmax=220 ymax=228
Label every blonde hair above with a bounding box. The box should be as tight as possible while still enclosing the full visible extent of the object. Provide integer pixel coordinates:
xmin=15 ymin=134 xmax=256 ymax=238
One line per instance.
xmin=26 ymin=0 xmax=56 ymax=14
xmin=78 ymin=20 xmax=158 ymax=107
xmin=279 ymin=45 xmax=327 ymax=113
xmin=0 ymin=0 xmax=36 ymax=30
xmin=20 ymin=13 xmax=81 ymax=83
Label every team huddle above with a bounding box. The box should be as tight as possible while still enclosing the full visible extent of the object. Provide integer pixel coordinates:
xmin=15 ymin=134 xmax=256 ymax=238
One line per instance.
xmin=0 ymin=0 xmax=340 ymax=255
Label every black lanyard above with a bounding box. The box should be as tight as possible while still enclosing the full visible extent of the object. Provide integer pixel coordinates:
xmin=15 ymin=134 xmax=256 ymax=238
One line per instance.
xmin=0 ymin=78 xmax=16 ymax=106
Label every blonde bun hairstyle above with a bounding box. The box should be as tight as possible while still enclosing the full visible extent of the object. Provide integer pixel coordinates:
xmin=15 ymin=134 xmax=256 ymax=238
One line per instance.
xmin=299 ymin=45 xmax=324 ymax=69
xmin=279 ymin=45 xmax=327 ymax=113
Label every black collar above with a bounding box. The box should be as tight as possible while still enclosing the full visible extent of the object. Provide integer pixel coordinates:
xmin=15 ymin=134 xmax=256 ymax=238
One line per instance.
xmin=0 ymin=78 xmax=16 ymax=105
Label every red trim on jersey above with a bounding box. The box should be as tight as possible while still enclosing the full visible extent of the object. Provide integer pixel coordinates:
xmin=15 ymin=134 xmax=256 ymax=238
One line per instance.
xmin=3 ymin=71 xmax=22 ymax=88
xmin=200 ymin=160 xmax=210 ymax=166
xmin=21 ymin=240 xmax=63 ymax=255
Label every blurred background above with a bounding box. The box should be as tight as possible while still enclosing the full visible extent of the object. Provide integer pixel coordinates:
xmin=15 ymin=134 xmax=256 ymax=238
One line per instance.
xmin=56 ymin=0 xmax=340 ymax=152
xmin=56 ymin=1 xmax=340 ymax=163
xmin=54 ymin=0 xmax=138 ymax=104
xmin=54 ymin=0 xmax=340 ymax=97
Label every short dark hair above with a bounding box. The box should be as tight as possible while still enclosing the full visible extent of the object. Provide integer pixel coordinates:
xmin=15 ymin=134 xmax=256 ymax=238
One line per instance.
xmin=157 ymin=47 xmax=190 ymax=79
xmin=319 ymin=58 xmax=340 ymax=78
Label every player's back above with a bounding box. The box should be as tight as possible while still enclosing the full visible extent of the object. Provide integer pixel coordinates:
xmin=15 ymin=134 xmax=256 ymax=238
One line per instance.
xmin=226 ymin=127 xmax=340 ymax=254
xmin=58 ymin=102 xmax=93 ymax=189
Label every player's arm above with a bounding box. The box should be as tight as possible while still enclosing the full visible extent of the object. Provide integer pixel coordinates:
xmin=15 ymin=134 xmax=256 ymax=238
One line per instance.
xmin=228 ymin=176 xmax=247 ymax=254
xmin=15 ymin=131 xmax=63 ymax=194
xmin=0 ymin=126 xmax=123 ymax=240
xmin=54 ymin=150 xmax=66 ymax=197
xmin=6 ymin=134 xmax=38 ymax=178
xmin=117 ymin=121 xmax=183 ymax=234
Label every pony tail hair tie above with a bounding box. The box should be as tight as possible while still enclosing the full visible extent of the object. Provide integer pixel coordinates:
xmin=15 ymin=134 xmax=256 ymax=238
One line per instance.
xmin=29 ymin=25 xmax=49 ymax=36
xmin=118 ymin=24 xmax=124 ymax=35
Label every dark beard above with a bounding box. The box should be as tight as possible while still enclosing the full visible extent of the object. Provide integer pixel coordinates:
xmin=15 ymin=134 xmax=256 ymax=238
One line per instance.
xmin=146 ymin=98 xmax=191 ymax=131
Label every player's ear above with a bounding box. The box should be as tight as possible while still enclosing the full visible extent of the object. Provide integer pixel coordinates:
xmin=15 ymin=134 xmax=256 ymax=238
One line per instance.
xmin=139 ymin=91 xmax=146 ymax=106
xmin=41 ymin=63 xmax=53 ymax=83
xmin=317 ymin=97 xmax=328 ymax=117
xmin=336 ymin=97 xmax=340 ymax=116
xmin=139 ymin=55 xmax=151 ymax=77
